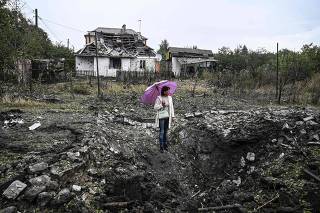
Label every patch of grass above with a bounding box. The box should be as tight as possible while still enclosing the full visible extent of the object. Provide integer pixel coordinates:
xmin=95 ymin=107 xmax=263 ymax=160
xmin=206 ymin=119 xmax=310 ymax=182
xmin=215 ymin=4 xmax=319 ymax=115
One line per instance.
xmin=72 ymin=84 xmax=92 ymax=95
xmin=1 ymin=95 xmax=48 ymax=108
xmin=104 ymin=82 xmax=146 ymax=95
xmin=0 ymin=151 xmax=22 ymax=165
xmin=178 ymin=80 xmax=210 ymax=96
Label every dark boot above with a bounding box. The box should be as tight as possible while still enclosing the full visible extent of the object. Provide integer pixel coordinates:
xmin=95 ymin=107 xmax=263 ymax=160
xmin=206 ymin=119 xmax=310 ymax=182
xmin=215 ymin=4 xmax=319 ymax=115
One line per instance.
xmin=160 ymin=145 xmax=164 ymax=153
xmin=163 ymin=143 xmax=168 ymax=151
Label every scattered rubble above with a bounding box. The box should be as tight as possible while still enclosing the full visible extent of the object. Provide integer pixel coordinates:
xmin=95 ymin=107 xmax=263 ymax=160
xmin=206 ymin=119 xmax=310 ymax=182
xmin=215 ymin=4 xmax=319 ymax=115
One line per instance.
xmin=28 ymin=162 xmax=48 ymax=173
xmin=2 ymin=180 xmax=27 ymax=199
xmin=28 ymin=122 xmax=41 ymax=130
xmin=246 ymin=152 xmax=255 ymax=162
xmin=0 ymin=98 xmax=319 ymax=212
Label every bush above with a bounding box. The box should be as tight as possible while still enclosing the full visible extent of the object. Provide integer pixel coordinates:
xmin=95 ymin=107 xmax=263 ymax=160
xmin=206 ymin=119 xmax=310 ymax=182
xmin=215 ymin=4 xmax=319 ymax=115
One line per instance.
xmin=72 ymin=85 xmax=91 ymax=95
xmin=308 ymin=73 xmax=320 ymax=104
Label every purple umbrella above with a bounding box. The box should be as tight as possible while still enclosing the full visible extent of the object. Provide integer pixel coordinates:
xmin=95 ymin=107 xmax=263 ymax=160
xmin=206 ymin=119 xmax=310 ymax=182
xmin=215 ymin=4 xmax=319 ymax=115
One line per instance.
xmin=140 ymin=80 xmax=177 ymax=105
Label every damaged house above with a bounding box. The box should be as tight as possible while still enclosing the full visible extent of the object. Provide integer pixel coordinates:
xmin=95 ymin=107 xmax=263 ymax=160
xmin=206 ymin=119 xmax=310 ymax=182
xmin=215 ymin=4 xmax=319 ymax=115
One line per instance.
xmin=167 ymin=47 xmax=217 ymax=77
xmin=75 ymin=25 xmax=157 ymax=77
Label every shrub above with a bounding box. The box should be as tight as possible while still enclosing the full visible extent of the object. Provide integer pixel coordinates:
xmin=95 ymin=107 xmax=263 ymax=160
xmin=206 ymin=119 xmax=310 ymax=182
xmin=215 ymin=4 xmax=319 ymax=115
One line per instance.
xmin=308 ymin=73 xmax=320 ymax=105
xmin=72 ymin=85 xmax=91 ymax=95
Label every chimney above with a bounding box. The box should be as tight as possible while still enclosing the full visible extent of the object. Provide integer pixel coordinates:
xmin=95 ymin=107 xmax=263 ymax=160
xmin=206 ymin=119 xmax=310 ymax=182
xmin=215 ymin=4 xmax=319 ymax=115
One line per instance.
xmin=121 ymin=24 xmax=126 ymax=33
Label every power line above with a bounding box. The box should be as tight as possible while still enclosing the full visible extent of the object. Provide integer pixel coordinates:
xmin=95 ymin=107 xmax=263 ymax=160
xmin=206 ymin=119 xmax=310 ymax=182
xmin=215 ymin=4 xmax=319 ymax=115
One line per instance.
xmin=19 ymin=3 xmax=81 ymax=49
xmin=38 ymin=16 xmax=86 ymax=33
xmin=39 ymin=17 xmax=62 ymax=43
xmin=22 ymin=1 xmax=85 ymax=34
xmin=23 ymin=1 xmax=34 ymax=14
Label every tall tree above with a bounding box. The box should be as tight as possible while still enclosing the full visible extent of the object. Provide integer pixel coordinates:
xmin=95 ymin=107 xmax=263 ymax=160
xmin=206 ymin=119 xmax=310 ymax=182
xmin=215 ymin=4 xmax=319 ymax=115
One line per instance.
xmin=157 ymin=39 xmax=169 ymax=61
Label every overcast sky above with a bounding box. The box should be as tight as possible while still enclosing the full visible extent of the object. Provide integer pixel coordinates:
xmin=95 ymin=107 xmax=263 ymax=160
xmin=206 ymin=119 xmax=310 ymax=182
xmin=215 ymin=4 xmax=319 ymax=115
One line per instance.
xmin=22 ymin=0 xmax=320 ymax=53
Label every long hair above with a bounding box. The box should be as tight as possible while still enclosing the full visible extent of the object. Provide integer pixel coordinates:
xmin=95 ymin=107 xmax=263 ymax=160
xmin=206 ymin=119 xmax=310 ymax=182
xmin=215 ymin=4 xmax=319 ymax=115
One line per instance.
xmin=161 ymin=86 xmax=170 ymax=96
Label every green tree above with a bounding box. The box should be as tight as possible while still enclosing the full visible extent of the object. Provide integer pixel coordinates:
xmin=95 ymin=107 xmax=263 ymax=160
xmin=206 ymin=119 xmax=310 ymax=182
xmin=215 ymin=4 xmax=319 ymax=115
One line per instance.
xmin=157 ymin=39 xmax=169 ymax=61
xmin=0 ymin=0 xmax=75 ymax=82
xmin=0 ymin=0 xmax=16 ymax=72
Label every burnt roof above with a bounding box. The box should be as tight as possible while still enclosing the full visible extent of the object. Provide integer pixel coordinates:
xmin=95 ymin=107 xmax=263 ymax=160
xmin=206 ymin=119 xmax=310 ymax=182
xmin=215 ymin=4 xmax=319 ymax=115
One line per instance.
xmin=77 ymin=25 xmax=155 ymax=57
xmin=169 ymin=47 xmax=213 ymax=57
xmin=87 ymin=27 xmax=147 ymax=39
xmin=76 ymin=42 xmax=156 ymax=58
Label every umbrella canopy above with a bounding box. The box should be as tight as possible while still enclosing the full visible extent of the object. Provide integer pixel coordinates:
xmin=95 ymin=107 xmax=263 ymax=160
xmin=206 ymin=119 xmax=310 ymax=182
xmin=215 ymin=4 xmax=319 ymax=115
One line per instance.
xmin=140 ymin=80 xmax=177 ymax=105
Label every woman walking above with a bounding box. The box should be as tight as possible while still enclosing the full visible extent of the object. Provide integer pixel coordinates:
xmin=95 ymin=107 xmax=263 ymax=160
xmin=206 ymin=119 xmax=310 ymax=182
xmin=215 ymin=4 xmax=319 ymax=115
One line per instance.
xmin=154 ymin=86 xmax=175 ymax=153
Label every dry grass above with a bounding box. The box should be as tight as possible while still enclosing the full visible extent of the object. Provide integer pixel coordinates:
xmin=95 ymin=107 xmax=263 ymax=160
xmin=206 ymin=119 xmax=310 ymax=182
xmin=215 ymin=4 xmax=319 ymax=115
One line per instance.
xmin=0 ymin=95 xmax=48 ymax=108
xmin=104 ymin=82 xmax=146 ymax=95
xmin=178 ymin=80 xmax=209 ymax=95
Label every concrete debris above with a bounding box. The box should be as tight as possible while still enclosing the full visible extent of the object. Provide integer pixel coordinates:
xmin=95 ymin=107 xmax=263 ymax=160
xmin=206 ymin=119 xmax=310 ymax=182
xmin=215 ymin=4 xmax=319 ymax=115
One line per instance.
xmin=312 ymin=134 xmax=319 ymax=141
xmin=29 ymin=162 xmax=48 ymax=173
xmin=246 ymin=152 xmax=255 ymax=162
xmin=307 ymin=142 xmax=320 ymax=146
xmin=37 ymin=191 xmax=55 ymax=207
xmin=52 ymin=188 xmax=72 ymax=205
xmin=79 ymin=146 xmax=89 ymax=153
xmin=282 ymin=123 xmax=290 ymax=129
xmin=240 ymin=157 xmax=246 ymax=167
xmin=279 ymin=153 xmax=285 ymax=158
xmin=194 ymin=112 xmax=203 ymax=117
xmin=28 ymin=122 xmax=41 ymax=130
xmin=67 ymin=152 xmax=81 ymax=161
xmin=72 ymin=185 xmax=82 ymax=192
xmin=222 ymin=129 xmax=231 ymax=137
xmin=303 ymin=116 xmax=314 ymax=122
xmin=23 ymin=186 xmax=46 ymax=201
xmin=185 ymin=113 xmax=194 ymax=118
xmin=232 ymin=177 xmax=241 ymax=187
xmin=89 ymin=187 xmax=97 ymax=195
xmin=29 ymin=175 xmax=51 ymax=187
xmin=1 ymin=101 xmax=320 ymax=212
xmin=0 ymin=206 xmax=17 ymax=213
xmin=300 ymin=129 xmax=307 ymax=135
xmin=306 ymin=120 xmax=318 ymax=126
xmin=88 ymin=168 xmax=98 ymax=176
xmin=3 ymin=180 xmax=27 ymax=199
xmin=4 ymin=119 xmax=24 ymax=127
xmin=247 ymin=166 xmax=255 ymax=174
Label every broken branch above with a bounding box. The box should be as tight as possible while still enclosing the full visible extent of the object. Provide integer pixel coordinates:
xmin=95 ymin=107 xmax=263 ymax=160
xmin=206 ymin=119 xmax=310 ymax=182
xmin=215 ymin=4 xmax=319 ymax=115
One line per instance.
xmin=198 ymin=203 xmax=242 ymax=212
xmin=103 ymin=201 xmax=133 ymax=209
xmin=307 ymin=142 xmax=320 ymax=146
xmin=254 ymin=193 xmax=279 ymax=212
xmin=303 ymin=168 xmax=320 ymax=182
xmin=191 ymin=190 xmax=201 ymax=198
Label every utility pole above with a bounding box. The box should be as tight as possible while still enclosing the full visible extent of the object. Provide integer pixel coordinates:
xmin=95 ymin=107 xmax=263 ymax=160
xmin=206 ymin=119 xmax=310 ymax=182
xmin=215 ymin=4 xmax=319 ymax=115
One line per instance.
xmin=67 ymin=38 xmax=69 ymax=49
xmin=138 ymin=19 xmax=141 ymax=34
xmin=35 ymin=9 xmax=38 ymax=28
xmin=94 ymin=31 xmax=101 ymax=98
xmin=276 ymin=42 xmax=279 ymax=99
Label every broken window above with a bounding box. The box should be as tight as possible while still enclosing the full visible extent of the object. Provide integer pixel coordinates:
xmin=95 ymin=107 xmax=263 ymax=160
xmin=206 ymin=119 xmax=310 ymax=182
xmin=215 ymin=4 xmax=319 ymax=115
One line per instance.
xmin=110 ymin=58 xmax=121 ymax=69
xmin=140 ymin=60 xmax=146 ymax=69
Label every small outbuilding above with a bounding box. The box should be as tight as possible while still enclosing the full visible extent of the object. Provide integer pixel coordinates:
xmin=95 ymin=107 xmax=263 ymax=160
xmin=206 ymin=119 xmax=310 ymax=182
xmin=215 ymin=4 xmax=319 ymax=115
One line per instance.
xmin=167 ymin=47 xmax=217 ymax=77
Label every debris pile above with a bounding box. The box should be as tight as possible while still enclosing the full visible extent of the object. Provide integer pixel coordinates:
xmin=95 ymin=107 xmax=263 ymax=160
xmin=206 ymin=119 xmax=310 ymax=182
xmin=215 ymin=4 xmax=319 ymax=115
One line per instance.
xmin=0 ymin=106 xmax=319 ymax=212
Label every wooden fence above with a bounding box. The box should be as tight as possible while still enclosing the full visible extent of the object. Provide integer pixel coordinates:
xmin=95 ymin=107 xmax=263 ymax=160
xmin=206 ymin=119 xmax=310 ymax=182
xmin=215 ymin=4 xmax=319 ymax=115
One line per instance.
xmin=76 ymin=70 xmax=94 ymax=76
xmin=116 ymin=71 xmax=174 ymax=83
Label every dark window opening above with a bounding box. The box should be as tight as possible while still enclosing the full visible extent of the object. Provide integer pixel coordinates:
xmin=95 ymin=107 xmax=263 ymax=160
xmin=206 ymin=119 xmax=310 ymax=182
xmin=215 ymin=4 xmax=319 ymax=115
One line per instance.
xmin=110 ymin=58 xmax=121 ymax=69
xmin=140 ymin=60 xmax=146 ymax=69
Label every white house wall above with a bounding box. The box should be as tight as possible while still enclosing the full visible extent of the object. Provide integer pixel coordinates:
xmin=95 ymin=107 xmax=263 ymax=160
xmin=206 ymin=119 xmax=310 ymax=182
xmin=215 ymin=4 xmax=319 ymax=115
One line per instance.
xmin=76 ymin=56 xmax=156 ymax=77
xmin=172 ymin=57 xmax=181 ymax=76
xmin=130 ymin=57 xmax=156 ymax=72
xmin=93 ymin=57 xmax=117 ymax=77
xmin=76 ymin=56 xmax=94 ymax=73
xmin=121 ymin=58 xmax=131 ymax=71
